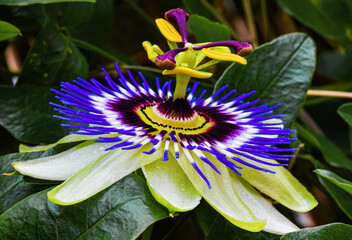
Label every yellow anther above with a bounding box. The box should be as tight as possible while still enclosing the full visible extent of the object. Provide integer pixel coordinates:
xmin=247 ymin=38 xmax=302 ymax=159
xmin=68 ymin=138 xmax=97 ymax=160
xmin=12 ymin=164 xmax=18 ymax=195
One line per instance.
xmin=162 ymin=67 xmax=213 ymax=79
xmin=155 ymin=18 xmax=182 ymax=42
xmin=142 ymin=41 xmax=158 ymax=62
xmin=202 ymin=48 xmax=247 ymax=65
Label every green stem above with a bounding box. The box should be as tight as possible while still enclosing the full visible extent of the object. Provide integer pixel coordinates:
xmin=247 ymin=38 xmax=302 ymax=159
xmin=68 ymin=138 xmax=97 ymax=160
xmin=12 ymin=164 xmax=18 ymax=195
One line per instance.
xmin=174 ymin=74 xmax=191 ymax=99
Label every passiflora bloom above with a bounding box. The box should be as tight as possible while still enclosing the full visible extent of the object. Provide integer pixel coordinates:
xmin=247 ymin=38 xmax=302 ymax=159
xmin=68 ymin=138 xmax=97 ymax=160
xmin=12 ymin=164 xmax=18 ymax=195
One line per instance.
xmin=12 ymin=8 xmax=317 ymax=235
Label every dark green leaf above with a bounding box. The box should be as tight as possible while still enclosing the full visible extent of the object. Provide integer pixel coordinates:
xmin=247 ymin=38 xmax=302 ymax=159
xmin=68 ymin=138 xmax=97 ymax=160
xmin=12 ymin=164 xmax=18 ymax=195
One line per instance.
xmin=194 ymin=202 xmax=280 ymax=240
xmin=27 ymin=0 xmax=113 ymax=45
xmin=17 ymin=24 xmax=88 ymax=86
xmin=315 ymin=169 xmax=352 ymax=195
xmin=0 ymin=144 xmax=71 ymax=214
xmin=0 ymin=20 xmax=21 ymax=41
xmin=214 ymin=33 xmax=315 ymax=126
xmin=296 ymin=123 xmax=352 ymax=172
xmin=188 ymin=14 xmax=230 ymax=42
xmin=0 ymin=85 xmax=71 ymax=144
xmin=0 ymin=174 xmax=169 ymax=240
xmin=281 ymin=223 xmax=352 ymax=240
xmin=317 ymin=52 xmax=352 ymax=81
xmin=338 ymin=103 xmax=352 ymax=126
xmin=317 ymin=175 xmax=352 ymax=220
xmin=0 ymin=0 xmax=95 ymax=6
xmin=0 ymin=151 xmax=45 ymax=215
xmin=277 ymin=0 xmax=352 ymax=49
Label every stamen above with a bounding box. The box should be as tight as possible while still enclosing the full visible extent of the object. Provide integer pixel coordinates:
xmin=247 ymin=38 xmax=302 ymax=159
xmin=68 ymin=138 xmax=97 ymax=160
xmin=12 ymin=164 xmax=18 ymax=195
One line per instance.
xmin=187 ymin=81 xmax=200 ymax=102
xmin=174 ymin=140 xmax=180 ymax=159
xmin=162 ymin=138 xmax=170 ymax=161
xmin=182 ymin=147 xmax=211 ymax=189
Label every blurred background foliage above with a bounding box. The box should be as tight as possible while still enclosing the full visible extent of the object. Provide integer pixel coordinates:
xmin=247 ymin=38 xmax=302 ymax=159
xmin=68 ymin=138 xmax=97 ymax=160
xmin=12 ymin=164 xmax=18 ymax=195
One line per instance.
xmin=0 ymin=0 xmax=352 ymax=239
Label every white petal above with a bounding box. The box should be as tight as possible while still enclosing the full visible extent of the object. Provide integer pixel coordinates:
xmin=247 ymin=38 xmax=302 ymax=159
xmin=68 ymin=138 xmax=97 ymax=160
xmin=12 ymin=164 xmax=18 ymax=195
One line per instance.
xmin=47 ymin=142 xmax=162 ymax=205
xmin=230 ymin=171 xmax=299 ymax=234
xmin=237 ymin=155 xmax=318 ymax=212
xmin=19 ymin=133 xmax=116 ymax=153
xmin=175 ymin=149 xmax=266 ymax=232
xmin=13 ymin=141 xmax=113 ymax=180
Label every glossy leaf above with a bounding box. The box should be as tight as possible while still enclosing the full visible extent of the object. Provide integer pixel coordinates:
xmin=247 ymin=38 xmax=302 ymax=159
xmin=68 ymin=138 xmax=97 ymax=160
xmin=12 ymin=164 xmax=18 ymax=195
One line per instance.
xmin=313 ymin=162 xmax=352 ymax=220
xmin=27 ymin=0 xmax=113 ymax=45
xmin=214 ymin=33 xmax=315 ymax=126
xmin=296 ymin=123 xmax=352 ymax=172
xmin=318 ymin=176 xmax=352 ymax=220
xmin=315 ymin=169 xmax=352 ymax=195
xmin=0 ymin=144 xmax=73 ymax=215
xmin=281 ymin=223 xmax=352 ymax=240
xmin=17 ymin=24 xmax=88 ymax=86
xmin=0 ymin=86 xmax=70 ymax=144
xmin=0 ymin=175 xmax=169 ymax=240
xmin=338 ymin=103 xmax=352 ymax=126
xmin=0 ymin=20 xmax=21 ymax=41
xmin=188 ymin=14 xmax=230 ymax=42
xmin=0 ymin=0 xmax=95 ymax=5
xmin=278 ymin=0 xmax=352 ymax=49
xmin=0 ymin=151 xmax=45 ymax=215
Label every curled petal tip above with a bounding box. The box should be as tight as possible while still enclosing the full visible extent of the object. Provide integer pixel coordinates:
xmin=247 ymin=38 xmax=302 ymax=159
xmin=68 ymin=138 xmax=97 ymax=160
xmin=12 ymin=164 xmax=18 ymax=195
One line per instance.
xmin=165 ymin=8 xmax=189 ymax=22
xmin=164 ymin=8 xmax=189 ymax=44
xmin=237 ymin=44 xmax=253 ymax=57
xmin=155 ymin=56 xmax=176 ymax=70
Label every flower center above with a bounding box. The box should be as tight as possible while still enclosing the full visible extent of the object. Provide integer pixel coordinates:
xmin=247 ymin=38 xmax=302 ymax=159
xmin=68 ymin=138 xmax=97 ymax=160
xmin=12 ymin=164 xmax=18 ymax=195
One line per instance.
xmin=136 ymin=98 xmax=213 ymax=135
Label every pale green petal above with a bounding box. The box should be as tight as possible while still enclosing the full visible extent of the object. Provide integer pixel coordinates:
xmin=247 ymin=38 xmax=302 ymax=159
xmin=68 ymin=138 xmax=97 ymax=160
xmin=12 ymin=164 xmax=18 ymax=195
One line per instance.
xmin=13 ymin=141 xmax=113 ymax=180
xmin=230 ymin=171 xmax=299 ymax=235
xmin=142 ymin=153 xmax=201 ymax=212
xmin=237 ymin=155 xmax=318 ymax=212
xmin=19 ymin=133 xmax=116 ymax=153
xmin=48 ymin=142 xmax=162 ymax=205
xmin=19 ymin=143 xmax=57 ymax=153
xmin=175 ymin=150 xmax=266 ymax=232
